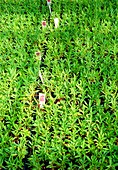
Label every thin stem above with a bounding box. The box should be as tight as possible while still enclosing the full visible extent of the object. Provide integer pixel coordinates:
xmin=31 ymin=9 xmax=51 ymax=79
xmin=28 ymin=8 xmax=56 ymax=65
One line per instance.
xmin=49 ymin=5 xmax=52 ymax=15
xmin=39 ymin=70 xmax=44 ymax=84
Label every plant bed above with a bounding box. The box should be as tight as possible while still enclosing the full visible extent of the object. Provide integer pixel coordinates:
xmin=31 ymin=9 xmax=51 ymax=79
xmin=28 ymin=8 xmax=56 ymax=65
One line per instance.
xmin=0 ymin=0 xmax=118 ymax=169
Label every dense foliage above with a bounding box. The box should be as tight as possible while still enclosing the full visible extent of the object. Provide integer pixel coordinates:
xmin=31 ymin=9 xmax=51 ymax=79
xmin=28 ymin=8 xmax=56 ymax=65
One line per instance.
xmin=0 ymin=0 xmax=118 ymax=169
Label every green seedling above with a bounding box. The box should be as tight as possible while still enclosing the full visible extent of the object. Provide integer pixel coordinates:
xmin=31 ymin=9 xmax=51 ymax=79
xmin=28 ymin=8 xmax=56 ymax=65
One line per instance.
xmin=0 ymin=0 xmax=118 ymax=169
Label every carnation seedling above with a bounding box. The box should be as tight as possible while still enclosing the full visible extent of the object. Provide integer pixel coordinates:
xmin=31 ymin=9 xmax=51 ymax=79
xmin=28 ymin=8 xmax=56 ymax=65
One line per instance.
xmin=1 ymin=0 xmax=118 ymax=169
